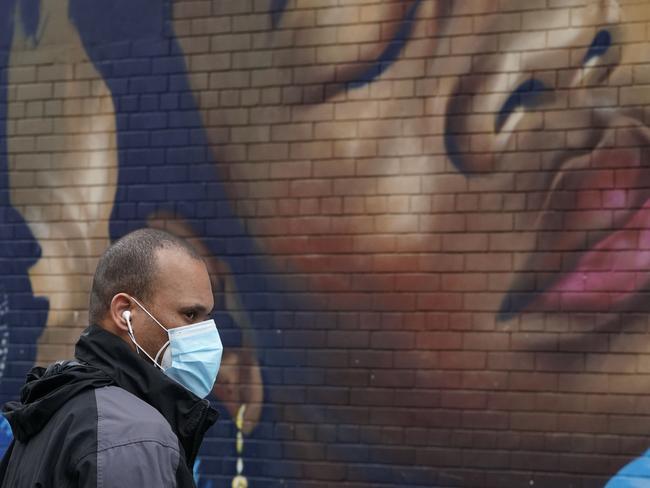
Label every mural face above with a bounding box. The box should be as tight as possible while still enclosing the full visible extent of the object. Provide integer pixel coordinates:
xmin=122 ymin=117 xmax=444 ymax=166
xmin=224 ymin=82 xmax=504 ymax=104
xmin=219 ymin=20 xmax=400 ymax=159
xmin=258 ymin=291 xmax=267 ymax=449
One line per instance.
xmin=7 ymin=0 xmax=119 ymax=365
xmin=3 ymin=0 xmax=650 ymax=486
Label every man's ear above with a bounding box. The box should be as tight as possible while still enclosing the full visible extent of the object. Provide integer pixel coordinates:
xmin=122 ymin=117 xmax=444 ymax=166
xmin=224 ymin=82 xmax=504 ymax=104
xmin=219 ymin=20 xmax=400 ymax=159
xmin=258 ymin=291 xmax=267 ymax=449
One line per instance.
xmin=147 ymin=212 xmax=265 ymax=434
xmin=108 ymin=292 xmax=133 ymax=335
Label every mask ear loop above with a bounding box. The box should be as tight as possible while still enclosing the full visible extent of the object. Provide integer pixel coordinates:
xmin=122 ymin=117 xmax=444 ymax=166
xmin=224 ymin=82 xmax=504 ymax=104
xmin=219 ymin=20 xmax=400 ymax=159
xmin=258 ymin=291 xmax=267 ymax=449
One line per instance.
xmin=126 ymin=297 xmax=171 ymax=369
xmin=130 ymin=297 xmax=169 ymax=332
xmin=124 ymin=312 xmax=163 ymax=369
xmin=154 ymin=340 xmax=171 ymax=367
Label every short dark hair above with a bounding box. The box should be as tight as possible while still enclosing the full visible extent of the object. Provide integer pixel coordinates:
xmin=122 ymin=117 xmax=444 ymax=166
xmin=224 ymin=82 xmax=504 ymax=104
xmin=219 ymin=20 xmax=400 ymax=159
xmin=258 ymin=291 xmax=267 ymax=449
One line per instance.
xmin=88 ymin=228 xmax=202 ymax=325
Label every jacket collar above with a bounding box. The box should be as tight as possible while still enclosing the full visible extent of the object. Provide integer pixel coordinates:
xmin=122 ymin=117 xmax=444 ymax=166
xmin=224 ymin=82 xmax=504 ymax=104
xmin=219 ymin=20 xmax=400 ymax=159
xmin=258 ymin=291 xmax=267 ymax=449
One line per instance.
xmin=75 ymin=324 xmax=219 ymax=465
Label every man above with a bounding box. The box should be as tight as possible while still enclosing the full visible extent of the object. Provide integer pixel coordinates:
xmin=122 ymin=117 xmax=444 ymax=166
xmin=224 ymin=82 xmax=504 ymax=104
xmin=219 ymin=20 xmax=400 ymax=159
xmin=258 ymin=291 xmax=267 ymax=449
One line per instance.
xmin=0 ymin=228 xmax=222 ymax=487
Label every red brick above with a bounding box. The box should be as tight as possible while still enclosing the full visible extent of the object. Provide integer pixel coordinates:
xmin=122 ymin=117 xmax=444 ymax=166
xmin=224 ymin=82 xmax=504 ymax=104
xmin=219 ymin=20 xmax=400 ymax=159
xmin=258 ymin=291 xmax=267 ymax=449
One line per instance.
xmin=417 ymin=293 xmax=463 ymax=311
xmin=370 ymin=331 xmax=415 ymax=350
xmin=510 ymin=372 xmax=558 ymax=391
xmin=440 ymin=351 xmax=486 ymax=370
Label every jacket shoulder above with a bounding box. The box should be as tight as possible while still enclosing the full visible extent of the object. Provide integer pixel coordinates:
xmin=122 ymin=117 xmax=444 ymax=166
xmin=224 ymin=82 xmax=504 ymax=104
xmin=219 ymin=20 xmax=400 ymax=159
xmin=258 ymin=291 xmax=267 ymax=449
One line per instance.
xmin=69 ymin=386 xmax=182 ymax=488
xmin=94 ymin=385 xmax=178 ymax=451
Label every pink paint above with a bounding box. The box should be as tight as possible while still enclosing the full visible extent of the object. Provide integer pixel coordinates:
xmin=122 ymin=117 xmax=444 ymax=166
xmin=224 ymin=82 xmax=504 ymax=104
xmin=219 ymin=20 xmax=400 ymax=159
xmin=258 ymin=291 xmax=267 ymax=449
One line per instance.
xmin=531 ymin=196 xmax=650 ymax=312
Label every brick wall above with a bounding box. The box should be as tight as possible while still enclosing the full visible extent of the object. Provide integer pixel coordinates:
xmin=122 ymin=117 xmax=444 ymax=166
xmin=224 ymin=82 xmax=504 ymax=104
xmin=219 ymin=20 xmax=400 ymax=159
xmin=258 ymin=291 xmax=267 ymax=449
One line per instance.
xmin=1 ymin=0 xmax=649 ymax=486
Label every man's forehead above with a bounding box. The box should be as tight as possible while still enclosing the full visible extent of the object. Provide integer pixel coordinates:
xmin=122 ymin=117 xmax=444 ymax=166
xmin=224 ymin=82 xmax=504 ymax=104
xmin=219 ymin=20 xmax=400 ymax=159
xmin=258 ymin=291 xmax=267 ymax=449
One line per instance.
xmin=153 ymin=247 xmax=207 ymax=278
xmin=153 ymin=244 xmax=198 ymax=262
xmin=151 ymin=246 xmax=213 ymax=302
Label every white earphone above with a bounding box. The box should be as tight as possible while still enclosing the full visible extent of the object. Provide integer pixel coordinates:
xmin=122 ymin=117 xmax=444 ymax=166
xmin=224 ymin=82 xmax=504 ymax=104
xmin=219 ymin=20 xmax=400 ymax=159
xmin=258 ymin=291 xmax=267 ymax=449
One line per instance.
xmin=122 ymin=310 xmax=133 ymax=334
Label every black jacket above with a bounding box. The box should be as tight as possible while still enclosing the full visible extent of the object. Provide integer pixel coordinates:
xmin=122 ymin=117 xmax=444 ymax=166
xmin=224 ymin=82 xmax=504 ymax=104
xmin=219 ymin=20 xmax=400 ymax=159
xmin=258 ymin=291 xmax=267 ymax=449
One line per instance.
xmin=0 ymin=324 xmax=218 ymax=487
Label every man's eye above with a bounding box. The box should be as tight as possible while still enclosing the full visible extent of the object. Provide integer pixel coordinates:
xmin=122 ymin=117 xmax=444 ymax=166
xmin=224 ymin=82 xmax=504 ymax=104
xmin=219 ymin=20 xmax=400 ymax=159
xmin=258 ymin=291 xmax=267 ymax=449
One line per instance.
xmin=184 ymin=311 xmax=196 ymax=321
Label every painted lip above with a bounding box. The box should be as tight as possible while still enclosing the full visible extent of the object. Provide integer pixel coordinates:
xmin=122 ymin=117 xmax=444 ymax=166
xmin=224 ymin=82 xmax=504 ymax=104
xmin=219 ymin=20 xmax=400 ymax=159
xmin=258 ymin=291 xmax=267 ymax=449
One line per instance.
xmin=498 ymin=137 xmax=650 ymax=320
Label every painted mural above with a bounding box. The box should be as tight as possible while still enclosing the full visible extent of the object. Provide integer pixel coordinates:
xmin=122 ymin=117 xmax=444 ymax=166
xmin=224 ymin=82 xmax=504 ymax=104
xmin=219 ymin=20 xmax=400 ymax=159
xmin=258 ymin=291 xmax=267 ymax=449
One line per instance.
xmin=3 ymin=0 xmax=650 ymax=486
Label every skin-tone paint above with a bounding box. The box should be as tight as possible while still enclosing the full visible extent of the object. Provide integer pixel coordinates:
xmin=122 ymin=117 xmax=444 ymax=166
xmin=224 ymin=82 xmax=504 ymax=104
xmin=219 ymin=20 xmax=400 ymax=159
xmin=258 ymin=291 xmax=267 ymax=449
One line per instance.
xmin=7 ymin=0 xmax=118 ymax=363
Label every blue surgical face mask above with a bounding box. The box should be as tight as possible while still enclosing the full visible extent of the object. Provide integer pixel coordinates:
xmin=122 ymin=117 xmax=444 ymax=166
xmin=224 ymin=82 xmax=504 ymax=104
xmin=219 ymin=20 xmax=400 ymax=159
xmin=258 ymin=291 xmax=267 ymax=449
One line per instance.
xmin=125 ymin=297 xmax=223 ymax=398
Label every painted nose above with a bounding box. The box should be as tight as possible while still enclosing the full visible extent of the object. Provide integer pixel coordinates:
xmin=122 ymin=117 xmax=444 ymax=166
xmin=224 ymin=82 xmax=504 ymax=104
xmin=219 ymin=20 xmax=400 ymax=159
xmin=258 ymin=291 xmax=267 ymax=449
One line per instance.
xmin=444 ymin=22 xmax=621 ymax=177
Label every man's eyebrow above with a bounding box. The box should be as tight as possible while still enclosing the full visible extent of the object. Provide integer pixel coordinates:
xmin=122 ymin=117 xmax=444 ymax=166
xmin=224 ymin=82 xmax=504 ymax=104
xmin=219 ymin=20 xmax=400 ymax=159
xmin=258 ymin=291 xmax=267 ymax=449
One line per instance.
xmin=180 ymin=304 xmax=211 ymax=315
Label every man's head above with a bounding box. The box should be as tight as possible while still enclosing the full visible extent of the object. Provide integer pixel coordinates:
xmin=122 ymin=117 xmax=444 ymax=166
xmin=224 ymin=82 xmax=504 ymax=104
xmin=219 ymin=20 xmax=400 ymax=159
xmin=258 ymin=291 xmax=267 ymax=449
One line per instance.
xmin=89 ymin=228 xmax=214 ymax=358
